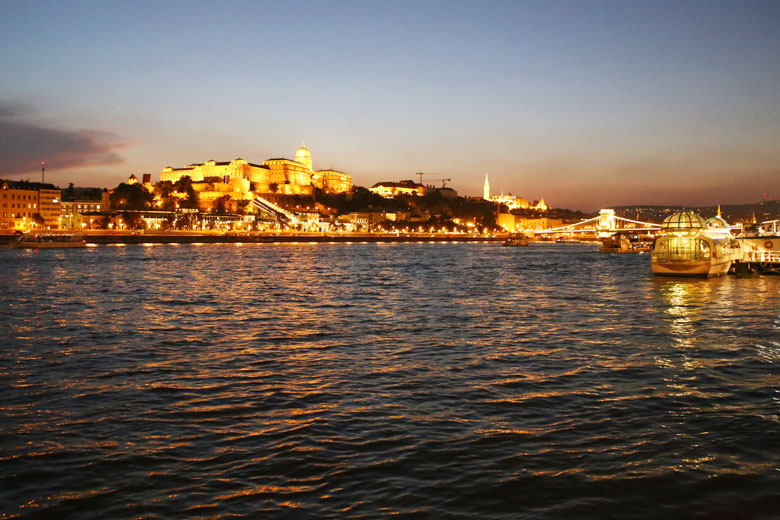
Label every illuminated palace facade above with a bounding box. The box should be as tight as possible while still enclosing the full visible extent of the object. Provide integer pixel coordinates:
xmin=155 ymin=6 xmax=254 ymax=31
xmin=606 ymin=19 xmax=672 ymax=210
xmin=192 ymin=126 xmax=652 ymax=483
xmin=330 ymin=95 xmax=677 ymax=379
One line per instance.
xmin=160 ymin=146 xmax=352 ymax=197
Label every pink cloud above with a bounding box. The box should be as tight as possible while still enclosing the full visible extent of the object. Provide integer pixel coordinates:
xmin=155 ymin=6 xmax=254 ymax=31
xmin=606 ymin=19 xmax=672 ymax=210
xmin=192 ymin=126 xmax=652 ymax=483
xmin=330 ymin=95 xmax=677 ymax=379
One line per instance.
xmin=0 ymin=102 xmax=129 ymax=175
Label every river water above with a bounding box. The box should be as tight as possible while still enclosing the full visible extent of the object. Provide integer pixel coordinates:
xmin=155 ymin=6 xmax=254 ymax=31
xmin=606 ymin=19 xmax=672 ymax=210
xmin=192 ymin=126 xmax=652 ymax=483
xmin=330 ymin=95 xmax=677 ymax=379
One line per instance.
xmin=1 ymin=242 xmax=779 ymax=519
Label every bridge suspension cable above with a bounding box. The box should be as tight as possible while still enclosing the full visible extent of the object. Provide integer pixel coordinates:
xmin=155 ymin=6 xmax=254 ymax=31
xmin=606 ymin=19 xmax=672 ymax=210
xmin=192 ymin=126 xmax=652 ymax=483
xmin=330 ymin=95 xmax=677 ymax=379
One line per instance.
xmin=534 ymin=210 xmax=661 ymax=236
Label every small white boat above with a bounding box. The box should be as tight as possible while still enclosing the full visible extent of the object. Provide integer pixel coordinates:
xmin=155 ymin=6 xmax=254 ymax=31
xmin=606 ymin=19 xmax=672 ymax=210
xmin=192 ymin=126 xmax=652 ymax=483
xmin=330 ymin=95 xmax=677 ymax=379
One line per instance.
xmin=651 ymin=211 xmax=740 ymax=277
xmin=10 ymin=233 xmax=86 ymax=248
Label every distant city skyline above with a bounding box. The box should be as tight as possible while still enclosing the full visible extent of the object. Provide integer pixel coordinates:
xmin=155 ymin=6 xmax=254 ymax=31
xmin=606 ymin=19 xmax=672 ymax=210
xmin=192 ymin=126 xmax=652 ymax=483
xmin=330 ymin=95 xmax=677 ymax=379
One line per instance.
xmin=2 ymin=0 xmax=779 ymax=212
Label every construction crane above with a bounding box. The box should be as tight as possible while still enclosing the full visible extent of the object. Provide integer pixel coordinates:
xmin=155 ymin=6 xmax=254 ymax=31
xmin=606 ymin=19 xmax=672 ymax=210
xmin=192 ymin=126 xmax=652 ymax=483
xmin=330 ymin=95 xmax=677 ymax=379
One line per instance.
xmin=415 ymin=172 xmax=452 ymax=188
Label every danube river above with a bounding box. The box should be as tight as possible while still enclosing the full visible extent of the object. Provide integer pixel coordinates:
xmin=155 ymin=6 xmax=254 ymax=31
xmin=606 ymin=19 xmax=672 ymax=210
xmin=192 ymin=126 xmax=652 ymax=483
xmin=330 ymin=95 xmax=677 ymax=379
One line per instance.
xmin=1 ymin=242 xmax=779 ymax=519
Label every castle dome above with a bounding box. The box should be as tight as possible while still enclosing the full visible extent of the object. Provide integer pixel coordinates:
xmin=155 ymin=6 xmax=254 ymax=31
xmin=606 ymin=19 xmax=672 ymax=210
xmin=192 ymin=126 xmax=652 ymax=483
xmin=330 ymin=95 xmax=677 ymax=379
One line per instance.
xmin=295 ymin=146 xmax=310 ymax=161
xmin=295 ymin=145 xmax=312 ymax=170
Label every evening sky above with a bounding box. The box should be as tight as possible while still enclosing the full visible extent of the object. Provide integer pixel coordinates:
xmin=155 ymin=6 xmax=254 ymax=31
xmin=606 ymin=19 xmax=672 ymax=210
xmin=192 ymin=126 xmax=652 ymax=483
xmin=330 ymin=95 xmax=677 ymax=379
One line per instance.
xmin=1 ymin=0 xmax=779 ymax=211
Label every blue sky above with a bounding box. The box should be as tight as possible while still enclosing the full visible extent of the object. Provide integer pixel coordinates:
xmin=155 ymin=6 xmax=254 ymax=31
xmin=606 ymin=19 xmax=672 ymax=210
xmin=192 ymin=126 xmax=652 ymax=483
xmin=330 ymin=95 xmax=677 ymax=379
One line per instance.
xmin=1 ymin=0 xmax=779 ymax=210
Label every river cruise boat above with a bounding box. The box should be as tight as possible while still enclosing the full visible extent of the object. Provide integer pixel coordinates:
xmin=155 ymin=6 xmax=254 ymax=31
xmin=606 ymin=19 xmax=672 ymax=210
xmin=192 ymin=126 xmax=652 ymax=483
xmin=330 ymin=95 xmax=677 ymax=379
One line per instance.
xmin=599 ymin=233 xmax=652 ymax=253
xmin=736 ymin=219 xmax=780 ymax=274
xmin=651 ymin=211 xmax=740 ymax=277
xmin=10 ymin=232 xmax=86 ymax=248
xmin=503 ymin=234 xmax=530 ymax=247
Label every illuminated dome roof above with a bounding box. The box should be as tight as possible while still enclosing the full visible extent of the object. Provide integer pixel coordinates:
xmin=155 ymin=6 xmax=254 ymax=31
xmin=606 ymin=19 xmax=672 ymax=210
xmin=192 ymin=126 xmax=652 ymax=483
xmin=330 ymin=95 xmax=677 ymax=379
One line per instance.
xmin=661 ymin=211 xmax=706 ymax=230
xmin=705 ymin=215 xmax=730 ymax=229
xmin=295 ymin=146 xmax=310 ymax=161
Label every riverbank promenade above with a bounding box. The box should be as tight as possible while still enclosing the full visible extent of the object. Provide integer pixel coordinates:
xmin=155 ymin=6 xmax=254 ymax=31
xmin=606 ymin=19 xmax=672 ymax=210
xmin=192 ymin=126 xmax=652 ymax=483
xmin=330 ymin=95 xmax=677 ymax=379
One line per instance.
xmin=0 ymin=230 xmax=506 ymax=246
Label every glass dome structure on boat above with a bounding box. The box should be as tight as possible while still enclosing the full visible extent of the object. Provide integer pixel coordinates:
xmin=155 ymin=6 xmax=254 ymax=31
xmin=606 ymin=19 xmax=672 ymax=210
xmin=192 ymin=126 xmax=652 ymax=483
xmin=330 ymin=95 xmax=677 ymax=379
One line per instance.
xmin=661 ymin=211 xmax=706 ymax=232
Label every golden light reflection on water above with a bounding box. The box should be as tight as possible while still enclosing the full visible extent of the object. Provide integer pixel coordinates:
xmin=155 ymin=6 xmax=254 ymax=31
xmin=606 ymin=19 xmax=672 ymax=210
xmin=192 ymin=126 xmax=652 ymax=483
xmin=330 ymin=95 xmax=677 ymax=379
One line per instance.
xmin=654 ymin=277 xmax=728 ymax=356
xmin=652 ymin=280 xmax=718 ymax=401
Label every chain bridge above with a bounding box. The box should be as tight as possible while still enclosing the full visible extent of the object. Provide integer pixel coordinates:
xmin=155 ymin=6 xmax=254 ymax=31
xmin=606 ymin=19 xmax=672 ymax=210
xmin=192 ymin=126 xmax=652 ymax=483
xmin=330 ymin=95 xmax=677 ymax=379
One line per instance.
xmin=536 ymin=209 xmax=661 ymax=238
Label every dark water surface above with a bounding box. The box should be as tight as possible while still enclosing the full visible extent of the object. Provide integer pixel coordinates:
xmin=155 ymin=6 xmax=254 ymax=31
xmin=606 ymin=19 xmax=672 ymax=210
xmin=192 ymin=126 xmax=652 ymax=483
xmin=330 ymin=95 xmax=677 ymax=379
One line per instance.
xmin=1 ymin=242 xmax=779 ymax=519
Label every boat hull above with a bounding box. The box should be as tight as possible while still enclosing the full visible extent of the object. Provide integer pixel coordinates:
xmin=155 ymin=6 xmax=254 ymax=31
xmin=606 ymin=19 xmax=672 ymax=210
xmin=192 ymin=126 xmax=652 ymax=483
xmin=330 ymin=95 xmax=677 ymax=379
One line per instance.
xmin=10 ymin=233 xmax=86 ymax=248
xmin=10 ymin=242 xmax=86 ymax=248
xmin=651 ymin=259 xmax=731 ymax=277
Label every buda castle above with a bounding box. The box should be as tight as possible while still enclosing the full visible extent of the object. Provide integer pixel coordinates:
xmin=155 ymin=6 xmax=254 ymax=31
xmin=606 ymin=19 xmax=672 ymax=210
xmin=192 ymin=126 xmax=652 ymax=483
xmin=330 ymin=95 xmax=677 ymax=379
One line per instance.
xmin=160 ymin=145 xmax=352 ymax=196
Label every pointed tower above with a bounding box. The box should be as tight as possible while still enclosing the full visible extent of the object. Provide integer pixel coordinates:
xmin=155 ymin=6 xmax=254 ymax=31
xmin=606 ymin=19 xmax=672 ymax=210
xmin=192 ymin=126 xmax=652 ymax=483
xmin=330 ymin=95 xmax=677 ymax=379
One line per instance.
xmin=483 ymin=173 xmax=490 ymax=200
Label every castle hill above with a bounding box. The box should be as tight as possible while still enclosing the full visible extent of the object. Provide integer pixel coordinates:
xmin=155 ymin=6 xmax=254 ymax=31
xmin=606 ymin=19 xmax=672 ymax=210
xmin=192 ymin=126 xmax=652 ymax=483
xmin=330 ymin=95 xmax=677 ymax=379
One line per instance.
xmin=3 ymin=143 xmax=779 ymax=246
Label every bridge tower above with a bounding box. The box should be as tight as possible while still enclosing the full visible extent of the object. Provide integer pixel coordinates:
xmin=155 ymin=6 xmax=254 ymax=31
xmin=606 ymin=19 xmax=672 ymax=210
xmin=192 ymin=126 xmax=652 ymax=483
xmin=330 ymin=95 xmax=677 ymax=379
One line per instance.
xmin=598 ymin=209 xmax=616 ymax=238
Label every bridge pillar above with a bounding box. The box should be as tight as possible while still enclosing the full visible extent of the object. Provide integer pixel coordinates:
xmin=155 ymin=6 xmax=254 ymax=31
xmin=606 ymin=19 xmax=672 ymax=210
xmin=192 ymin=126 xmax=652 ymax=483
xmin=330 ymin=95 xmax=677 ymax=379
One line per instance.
xmin=597 ymin=209 xmax=616 ymax=238
xmin=598 ymin=209 xmax=616 ymax=230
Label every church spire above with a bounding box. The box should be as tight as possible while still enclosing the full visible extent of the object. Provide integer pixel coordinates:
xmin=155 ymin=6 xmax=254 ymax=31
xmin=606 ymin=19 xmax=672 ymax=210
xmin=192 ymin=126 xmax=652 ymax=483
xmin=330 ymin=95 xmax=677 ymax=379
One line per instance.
xmin=483 ymin=173 xmax=490 ymax=200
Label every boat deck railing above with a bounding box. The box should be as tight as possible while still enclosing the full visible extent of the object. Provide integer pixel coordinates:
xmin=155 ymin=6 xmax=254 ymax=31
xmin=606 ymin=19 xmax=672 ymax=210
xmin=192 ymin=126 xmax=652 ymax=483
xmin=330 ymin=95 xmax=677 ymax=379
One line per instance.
xmin=741 ymin=250 xmax=780 ymax=263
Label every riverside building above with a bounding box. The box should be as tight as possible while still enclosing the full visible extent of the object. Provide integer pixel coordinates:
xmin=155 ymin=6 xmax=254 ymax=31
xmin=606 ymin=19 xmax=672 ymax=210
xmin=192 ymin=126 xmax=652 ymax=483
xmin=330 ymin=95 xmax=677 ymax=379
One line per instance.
xmin=60 ymin=194 xmax=109 ymax=230
xmin=369 ymin=180 xmax=426 ymax=197
xmin=369 ymin=180 xmax=458 ymax=198
xmin=0 ymin=180 xmax=61 ymax=231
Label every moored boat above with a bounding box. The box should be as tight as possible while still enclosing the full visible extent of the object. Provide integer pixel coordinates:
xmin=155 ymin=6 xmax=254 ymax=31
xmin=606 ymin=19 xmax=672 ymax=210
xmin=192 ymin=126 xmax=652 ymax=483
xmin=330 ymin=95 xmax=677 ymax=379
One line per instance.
xmin=10 ymin=232 xmax=86 ymax=248
xmin=736 ymin=219 xmax=780 ymax=274
xmin=503 ymin=233 xmax=530 ymax=247
xmin=599 ymin=233 xmax=651 ymax=253
xmin=651 ymin=211 xmax=739 ymax=277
